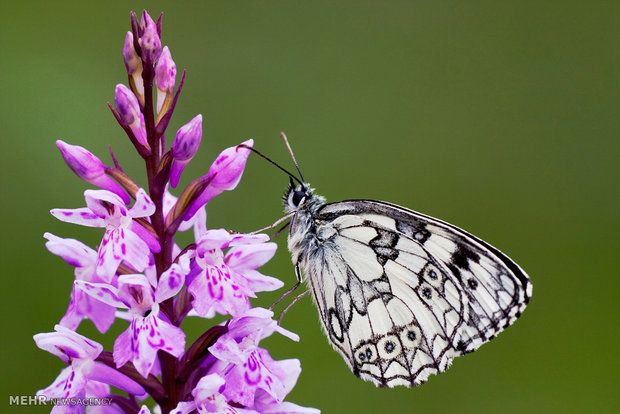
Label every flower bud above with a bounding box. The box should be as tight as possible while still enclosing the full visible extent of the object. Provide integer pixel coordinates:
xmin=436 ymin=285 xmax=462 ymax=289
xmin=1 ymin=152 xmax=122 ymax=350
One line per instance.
xmin=122 ymin=31 xmax=145 ymax=100
xmin=114 ymin=84 xmax=149 ymax=150
xmin=155 ymin=46 xmax=176 ymax=115
xmin=155 ymin=46 xmax=176 ymax=94
xmin=139 ymin=11 xmax=161 ymax=65
xmin=56 ymin=140 xmax=130 ymax=203
xmin=170 ymin=115 xmax=202 ymax=188
xmin=208 ymin=138 xmax=253 ymax=190
xmin=184 ymin=139 xmax=253 ymax=219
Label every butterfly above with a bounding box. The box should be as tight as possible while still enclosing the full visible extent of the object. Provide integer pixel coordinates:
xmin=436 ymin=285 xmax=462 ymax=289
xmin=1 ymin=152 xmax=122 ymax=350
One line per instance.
xmin=281 ymin=180 xmax=532 ymax=388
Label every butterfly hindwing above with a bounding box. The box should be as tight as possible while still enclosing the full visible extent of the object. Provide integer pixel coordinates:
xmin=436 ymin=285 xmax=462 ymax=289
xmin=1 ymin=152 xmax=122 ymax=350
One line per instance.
xmin=294 ymin=199 xmax=531 ymax=387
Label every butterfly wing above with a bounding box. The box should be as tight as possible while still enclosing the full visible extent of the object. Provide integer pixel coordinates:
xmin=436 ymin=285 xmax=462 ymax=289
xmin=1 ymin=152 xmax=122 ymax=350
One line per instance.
xmin=296 ymin=199 xmax=531 ymax=387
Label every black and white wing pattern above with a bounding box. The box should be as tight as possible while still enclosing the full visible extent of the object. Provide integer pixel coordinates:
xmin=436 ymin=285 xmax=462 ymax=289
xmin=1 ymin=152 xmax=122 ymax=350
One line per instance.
xmin=287 ymin=194 xmax=532 ymax=388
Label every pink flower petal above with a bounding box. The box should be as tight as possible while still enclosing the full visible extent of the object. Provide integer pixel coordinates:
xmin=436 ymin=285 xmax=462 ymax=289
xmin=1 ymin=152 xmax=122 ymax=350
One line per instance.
xmin=208 ymin=334 xmax=251 ymax=366
xmin=85 ymin=362 xmax=146 ymax=397
xmin=50 ymin=208 xmax=105 ymax=227
xmin=44 ymin=233 xmax=97 ymax=268
xmin=130 ymin=221 xmax=161 ymax=253
xmin=238 ymin=269 xmax=284 ymax=293
xmin=191 ymin=207 xmax=208 ymax=240
xmin=117 ymin=274 xmax=154 ymax=311
xmin=34 ymin=325 xmax=103 ymax=363
xmin=170 ymin=401 xmax=196 ymax=414
xmin=85 ymin=189 xmax=127 ymax=217
xmin=256 ymin=400 xmax=321 ymax=414
xmin=121 ymin=229 xmax=152 ymax=272
xmin=225 ymin=243 xmax=277 ymax=271
xmin=155 ymin=264 xmax=185 ymax=303
xmin=183 ymin=139 xmax=253 ymax=219
xmin=221 ymin=348 xmax=288 ymax=407
xmin=188 ymin=265 xmax=251 ymax=317
xmin=135 ymin=316 xmax=183 ymax=377
xmin=84 ymin=379 xmax=110 ymax=399
xmin=113 ymin=326 xmax=132 ymax=369
xmin=37 ymin=366 xmax=87 ymax=400
xmin=59 ymin=285 xmax=116 ymax=334
xmin=95 ymin=231 xmax=122 ymax=281
xmin=229 ymin=233 xmax=270 ymax=246
xmin=197 ymin=229 xmax=232 ymax=251
xmin=115 ymin=312 xmax=185 ymax=379
xmin=75 ymin=281 xmax=126 ymax=309
xmin=208 ymin=138 xmax=253 ymax=191
xmin=129 ymin=188 xmax=156 ymax=218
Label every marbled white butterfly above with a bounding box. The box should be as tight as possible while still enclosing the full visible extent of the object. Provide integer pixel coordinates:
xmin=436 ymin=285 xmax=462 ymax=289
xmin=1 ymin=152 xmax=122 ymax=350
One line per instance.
xmin=246 ymin=137 xmax=532 ymax=388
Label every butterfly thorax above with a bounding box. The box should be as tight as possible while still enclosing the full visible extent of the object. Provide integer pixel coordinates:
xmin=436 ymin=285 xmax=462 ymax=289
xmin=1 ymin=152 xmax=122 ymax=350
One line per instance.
xmin=284 ymin=183 xmax=326 ymax=265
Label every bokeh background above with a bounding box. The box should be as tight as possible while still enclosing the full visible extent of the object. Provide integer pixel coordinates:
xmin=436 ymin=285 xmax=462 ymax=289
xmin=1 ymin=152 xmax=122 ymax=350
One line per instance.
xmin=2 ymin=1 xmax=618 ymax=413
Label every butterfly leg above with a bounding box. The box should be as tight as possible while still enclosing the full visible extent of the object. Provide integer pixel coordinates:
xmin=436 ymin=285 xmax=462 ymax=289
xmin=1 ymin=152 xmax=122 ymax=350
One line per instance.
xmin=270 ymin=221 xmax=292 ymax=240
xmin=277 ymin=290 xmax=310 ymax=325
xmin=269 ymin=264 xmax=303 ymax=311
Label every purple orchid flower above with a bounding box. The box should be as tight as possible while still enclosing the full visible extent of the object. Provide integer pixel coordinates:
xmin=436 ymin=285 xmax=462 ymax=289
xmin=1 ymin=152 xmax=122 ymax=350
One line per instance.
xmin=171 ymin=373 xmax=257 ymax=414
xmin=56 ymin=140 xmax=130 ymax=203
xmin=34 ymin=326 xmax=146 ymax=406
xmin=76 ymin=270 xmax=186 ymax=378
xmin=207 ymin=308 xmax=304 ymax=408
xmin=252 ymin=358 xmax=320 ymax=414
xmin=51 ymin=188 xmax=160 ymax=282
xmin=187 ymin=230 xmax=282 ymax=318
xmin=44 ymin=233 xmax=116 ymax=333
xmin=184 ymin=139 xmax=254 ymax=221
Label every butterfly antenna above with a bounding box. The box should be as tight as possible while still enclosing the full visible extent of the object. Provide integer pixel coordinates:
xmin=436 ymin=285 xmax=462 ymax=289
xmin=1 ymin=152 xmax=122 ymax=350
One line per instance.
xmin=281 ymin=132 xmax=305 ymax=183
xmin=237 ymin=144 xmax=303 ymax=185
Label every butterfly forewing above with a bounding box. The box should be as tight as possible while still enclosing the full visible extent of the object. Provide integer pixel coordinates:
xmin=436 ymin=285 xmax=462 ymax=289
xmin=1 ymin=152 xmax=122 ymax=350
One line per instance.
xmin=290 ymin=196 xmax=531 ymax=387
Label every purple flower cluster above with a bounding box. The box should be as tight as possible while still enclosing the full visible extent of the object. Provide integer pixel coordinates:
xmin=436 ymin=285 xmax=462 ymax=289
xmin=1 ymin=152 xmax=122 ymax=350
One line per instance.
xmin=36 ymin=11 xmax=318 ymax=414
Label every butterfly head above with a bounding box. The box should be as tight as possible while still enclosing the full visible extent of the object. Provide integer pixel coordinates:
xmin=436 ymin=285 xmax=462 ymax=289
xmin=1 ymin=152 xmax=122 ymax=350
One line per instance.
xmin=283 ymin=180 xmax=324 ymax=214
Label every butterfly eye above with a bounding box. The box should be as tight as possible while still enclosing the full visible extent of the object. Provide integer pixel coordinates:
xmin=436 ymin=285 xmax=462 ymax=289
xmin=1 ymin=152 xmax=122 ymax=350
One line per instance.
xmin=291 ymin=190 xmax=306 ymax=206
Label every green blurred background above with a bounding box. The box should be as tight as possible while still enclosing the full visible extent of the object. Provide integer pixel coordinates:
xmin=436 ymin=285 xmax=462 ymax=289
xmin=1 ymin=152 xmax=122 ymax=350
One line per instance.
xmin=1 ymin=1 xmax=618 ymax=413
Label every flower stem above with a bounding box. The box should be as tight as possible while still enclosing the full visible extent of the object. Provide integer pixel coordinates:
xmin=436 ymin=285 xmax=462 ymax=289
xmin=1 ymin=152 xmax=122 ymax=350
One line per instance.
xmin=142 ymin=53 xmax=179 ymax=414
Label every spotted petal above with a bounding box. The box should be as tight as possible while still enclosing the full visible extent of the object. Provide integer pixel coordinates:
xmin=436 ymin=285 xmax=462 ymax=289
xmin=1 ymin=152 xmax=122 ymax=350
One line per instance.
xmin=129 ymin=188 xmax=156 ymax=218
xmin=113 ymin=314 xmax=185 ymax=378
xmin=75 ymin=281 xmax=126 ymax=309
xmin=50 ymin=208 xmax=105 ymax=227
xmin=155 ymin=264 xmax=185 ymax=303
xmin=37 ymin=365 xmax=87 ymax=400
xmin=44 ymin=233 xmax=97 ymax=268
xmin=225 ymin=243 xmax=277 ymax=271
xmin=60 ymin=285 xmax=116 ymax=334
xmin=34 ymin=325 xmax=103 ymax=363
xmin=85 ymin=189 xmax=127 ymax=218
